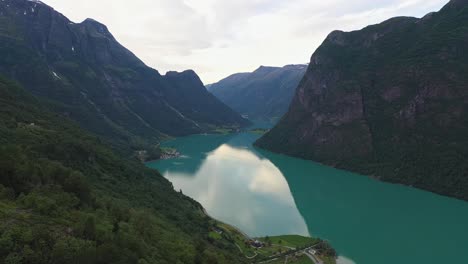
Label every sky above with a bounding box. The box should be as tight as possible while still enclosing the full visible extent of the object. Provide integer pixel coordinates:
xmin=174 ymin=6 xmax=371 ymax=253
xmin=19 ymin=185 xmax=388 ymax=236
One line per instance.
xmin=41 ymin=0 xmax=448 ymax=84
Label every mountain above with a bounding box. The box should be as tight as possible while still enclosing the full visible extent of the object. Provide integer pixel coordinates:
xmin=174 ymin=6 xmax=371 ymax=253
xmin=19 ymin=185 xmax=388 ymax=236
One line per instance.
xmin=0 ymin=76 xmax=247 ymax=263
xmin=0 ymin=0 xmax=248 ymax=153
xmin=256 ymin=0 xmax=468 ymax=200
xmin=207 ymin=65 xmax=307 ymax=120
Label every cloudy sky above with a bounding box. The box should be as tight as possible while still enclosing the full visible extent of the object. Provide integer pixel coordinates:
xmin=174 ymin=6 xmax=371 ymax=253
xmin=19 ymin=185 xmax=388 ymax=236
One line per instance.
xmin=41 ymin=0 xmax=448 ymax=84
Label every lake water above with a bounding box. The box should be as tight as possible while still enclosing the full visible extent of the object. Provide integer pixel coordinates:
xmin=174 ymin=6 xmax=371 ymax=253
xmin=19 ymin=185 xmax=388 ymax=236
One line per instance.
xmin=147 ymin=130 xmax=468 ymax=264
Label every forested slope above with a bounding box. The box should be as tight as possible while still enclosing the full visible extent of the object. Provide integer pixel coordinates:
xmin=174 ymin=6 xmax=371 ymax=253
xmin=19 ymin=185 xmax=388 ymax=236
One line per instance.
xmin=256 ymin=0 xmax=468 ymax=200
xmin=0 ymin=77 xmax=246 ymax=264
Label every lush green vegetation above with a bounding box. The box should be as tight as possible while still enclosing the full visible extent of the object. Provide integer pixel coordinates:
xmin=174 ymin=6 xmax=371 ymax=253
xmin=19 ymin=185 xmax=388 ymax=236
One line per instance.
xmin=212 ymin=128 xmax=235 ymax=135
xmin=207 ymin=220 xmax=336 ymax=264
xmin=258 ymin=235 xmax=336 ymax=263
xmin=259 ymin=235 xmax=318 ymax=248
xmin=0 ymin=77 xmax=247 ymax=263
xmin=249 ymin=128 xmax=269 ymax=135
xmin=288 ymin=255 xmax=314 ymax=264
xmin=257 ymin=1 xmax=468 ymax=200
xmin=268 ymin=255 xmax=314 ymax=264
xmin=0 ymin=0 xmax=248 ymax=161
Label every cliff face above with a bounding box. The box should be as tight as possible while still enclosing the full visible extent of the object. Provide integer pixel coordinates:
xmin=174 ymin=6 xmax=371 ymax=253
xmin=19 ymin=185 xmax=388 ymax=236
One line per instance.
xmin=256 ymin=0 xmax=468 ymax=200
xmin=0 ymin=0 xmax=248 ymax=149
xmin=208 ymin=65 xmax=307 ymax=119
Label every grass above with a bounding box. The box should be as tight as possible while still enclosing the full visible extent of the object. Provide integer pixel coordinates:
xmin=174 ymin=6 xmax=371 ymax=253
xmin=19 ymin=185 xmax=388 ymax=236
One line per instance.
xmin=160 ymin=147 xmax=177 ymax=152
xmin=267 ymin=254 xmax=314 ymax=264
xmin=208 ymin=231 xmax=222 ymax=240
xmin=212 ymin=221 xmax=335 ymax=264
xmin=259 ymin=235 xmax=319 ymax=249
xmin=322 ymin=256 xmax=336 ymax=264
xmin=249 ymin=128 xmax=269 ymax=134
xmin=292 ymin=255 xmax=315 ymax=264
xmin=215 ymin=222 xmax=257 ymax=256
xmin=212 ymin=128 xmax=234 ymax=134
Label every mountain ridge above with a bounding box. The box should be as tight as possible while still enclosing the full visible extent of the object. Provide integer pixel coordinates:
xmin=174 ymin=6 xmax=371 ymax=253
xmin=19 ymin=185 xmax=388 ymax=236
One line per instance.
xmin=0 ymin=0 xmax=248 ymax=155
xmin=208 ymin=64 xmax=307 ymax=119
xmin=256 ymin=0 xmax=468 ymax=200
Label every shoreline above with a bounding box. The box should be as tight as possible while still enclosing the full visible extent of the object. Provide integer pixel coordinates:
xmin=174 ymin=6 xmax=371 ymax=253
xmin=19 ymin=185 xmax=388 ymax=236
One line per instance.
xmin=148 ymin=132 xmax=337 ymax=264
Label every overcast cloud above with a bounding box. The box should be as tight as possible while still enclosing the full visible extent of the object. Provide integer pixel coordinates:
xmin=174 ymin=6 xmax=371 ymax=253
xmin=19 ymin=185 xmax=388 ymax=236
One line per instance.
xmin=41 ymin=0 xmax=448 ymax=83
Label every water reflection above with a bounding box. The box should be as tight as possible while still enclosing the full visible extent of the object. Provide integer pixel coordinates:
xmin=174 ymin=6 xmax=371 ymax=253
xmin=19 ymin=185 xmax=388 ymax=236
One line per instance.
xmin=148 ymin=132 xmax=468 ymax=264
xmin=153 ymin=140 xmax=309 ymax=237
xmin=336 ymin=256 xmax=357 ymax=264
xmin=259 ymin=149 xmax=468 ymax=264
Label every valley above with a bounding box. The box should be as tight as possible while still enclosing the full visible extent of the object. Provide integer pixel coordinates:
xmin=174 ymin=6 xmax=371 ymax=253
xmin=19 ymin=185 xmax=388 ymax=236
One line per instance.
xmin=0 ymin=0 xmax=467 ymax=263
xmin=256 ymin=0 xmax=468 ymax=201
xmin=147 ymin=128 xmax=468 ymax=264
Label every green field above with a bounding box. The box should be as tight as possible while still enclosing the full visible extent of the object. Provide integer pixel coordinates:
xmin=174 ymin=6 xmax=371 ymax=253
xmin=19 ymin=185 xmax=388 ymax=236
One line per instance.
xmin=291 ymin=255 xmax=315 ymax=264
xmin=209 ymin=231 xmax=222 ymax=240
xmin=259 ymin=235 xmax=320 ymax=249
xmin=210 ymin=221 xmax=335 ymax=264
xmin=249 ymin=128 xmax=269 ymax=134
xmin=266 ymin=254 xmax=314 ymax=264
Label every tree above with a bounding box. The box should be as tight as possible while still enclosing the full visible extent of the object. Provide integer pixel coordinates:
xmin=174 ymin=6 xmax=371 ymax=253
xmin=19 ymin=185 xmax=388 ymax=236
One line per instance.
xmin=83 ymin=217 xmax=96 ymax=240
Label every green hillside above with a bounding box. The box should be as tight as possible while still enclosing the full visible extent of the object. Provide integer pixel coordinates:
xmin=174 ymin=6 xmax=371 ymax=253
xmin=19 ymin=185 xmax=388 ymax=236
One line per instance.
xmin=256 ymin=0 xmax=468 ymax=200
xmin=0 ymin=77 xmax=246 ymax=264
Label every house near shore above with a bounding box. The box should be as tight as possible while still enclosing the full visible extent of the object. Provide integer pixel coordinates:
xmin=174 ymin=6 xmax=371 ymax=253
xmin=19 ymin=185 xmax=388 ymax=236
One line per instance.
xmin=249 ymin=240 xmax=265 ymax=248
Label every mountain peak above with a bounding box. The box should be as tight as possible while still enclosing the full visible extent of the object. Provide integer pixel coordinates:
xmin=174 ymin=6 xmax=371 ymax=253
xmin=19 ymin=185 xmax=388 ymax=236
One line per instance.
xmin=27 ymin=0 xmax=44 ymax=3
xmin=2 ymin=0 xmax=48 ymax=9
xmin=81 ymin=18 xmax=111 ymax=33
xmin=256 ymin=0 xmax=468 ymax=201
xmin=253 ymin=65 xmax=278 ymax=75
xmin=284 ymin=64 xmax=309 ymax=70
xmin=26 ymin=0 xmax=45 ymax=4
xmin=256 ymin=65 xmax=277 ymax=70
xmin=208 ymin=63 xmax=307 ymax=119
xmin=83 ymin=18 xmax=104 ymax=26
xmin=448 ymin=0 xmax=468 ymax=5
xmin=165 ymin=70 xmax=204 ymax=87
xmin=444 ymin=0 xmax=468 ymax=9
xmin=165 ymin=69 xmax=197 ymax=78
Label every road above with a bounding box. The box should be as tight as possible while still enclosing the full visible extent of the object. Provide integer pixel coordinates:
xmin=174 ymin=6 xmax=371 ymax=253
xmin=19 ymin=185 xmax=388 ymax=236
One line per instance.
xmin=258 ymin=245 xmax=324 ymax=264
xmin=305 ymin=250 xmax=324 ymax=264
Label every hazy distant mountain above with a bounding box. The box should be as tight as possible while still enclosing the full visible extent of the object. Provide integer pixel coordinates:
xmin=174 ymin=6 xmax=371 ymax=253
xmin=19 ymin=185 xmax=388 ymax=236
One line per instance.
xmin=207 ymin=65 xmax=307 ymax=120
xmin=0 ymin=0 xmax=248 ymax=152
xmin=257 ymin=0 xmax=468 ymax=200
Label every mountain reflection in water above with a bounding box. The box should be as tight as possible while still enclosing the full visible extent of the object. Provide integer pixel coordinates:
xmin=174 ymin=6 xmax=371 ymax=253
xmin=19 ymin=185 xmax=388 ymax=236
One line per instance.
xmin=157 ymin=141 xmax=310 ymax=237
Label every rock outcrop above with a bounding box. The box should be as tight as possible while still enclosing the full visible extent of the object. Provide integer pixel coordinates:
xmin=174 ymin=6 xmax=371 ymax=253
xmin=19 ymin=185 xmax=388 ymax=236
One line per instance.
xmin=256 ymin=0 xmax=468 ymax=200
xmin=0 ymin=0 xmax=248 ymax=150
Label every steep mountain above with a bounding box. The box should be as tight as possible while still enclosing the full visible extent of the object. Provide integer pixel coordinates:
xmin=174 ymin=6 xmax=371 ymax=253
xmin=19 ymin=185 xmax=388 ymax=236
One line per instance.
xmin=256 ymin=0 xmax=468 ymax=200
xmin=207 ymin=65 xmax=307 ymax=119
xmin=0 ymin=76 xmax=246 ymax=263
xmin=0 ymin=0 xmax=248 ymax=153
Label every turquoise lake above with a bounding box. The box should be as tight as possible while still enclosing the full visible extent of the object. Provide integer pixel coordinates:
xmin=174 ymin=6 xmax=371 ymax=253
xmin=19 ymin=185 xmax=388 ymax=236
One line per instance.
xmin=147 ymin=130 xmax=468 ymax=264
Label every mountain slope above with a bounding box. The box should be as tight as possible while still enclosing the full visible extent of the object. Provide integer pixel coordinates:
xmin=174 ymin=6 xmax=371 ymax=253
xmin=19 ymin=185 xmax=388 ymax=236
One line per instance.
xmin=208 ymin=65 xmax=307 ymax=119
xmin=0 ymin=76 xmax=247 ymax=263
xmin=256 ymin=0 xmax=468 ymax=200
xmin=0 ymin=0 xmax=248 ymax=152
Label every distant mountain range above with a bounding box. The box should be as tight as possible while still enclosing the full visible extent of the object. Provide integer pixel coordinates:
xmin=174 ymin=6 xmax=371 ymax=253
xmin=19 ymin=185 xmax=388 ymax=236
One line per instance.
xmin=0 ymin=0 xmax=248 ymax=153
xmin=207 ymin=64 xmax=307 ymax=120
xmin=257 ymin=0 xmax=468 ymax=200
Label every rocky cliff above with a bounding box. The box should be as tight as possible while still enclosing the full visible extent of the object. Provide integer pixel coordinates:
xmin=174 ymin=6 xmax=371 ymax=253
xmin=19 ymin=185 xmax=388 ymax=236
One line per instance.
xmin=0 ymin=0 xmax=248 ymax=151
xmin=256 ymin=0 xmax=468 ymax=200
